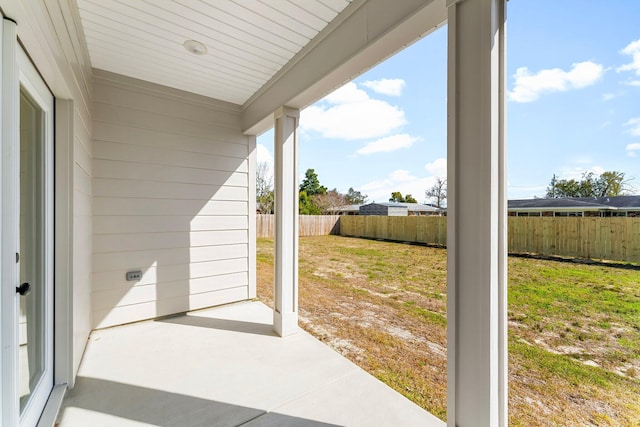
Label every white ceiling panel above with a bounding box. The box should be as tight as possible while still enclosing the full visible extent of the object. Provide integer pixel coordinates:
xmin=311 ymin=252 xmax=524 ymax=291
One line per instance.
xmin=76 ymin=0 xmax=352 ymax=105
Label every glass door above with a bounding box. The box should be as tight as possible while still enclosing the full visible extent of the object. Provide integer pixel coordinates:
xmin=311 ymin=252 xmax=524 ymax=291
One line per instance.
xmin=2 ymin=20 xmax=54 ymax=427
xmin=16 ymin=46 xmax=54 ymax=427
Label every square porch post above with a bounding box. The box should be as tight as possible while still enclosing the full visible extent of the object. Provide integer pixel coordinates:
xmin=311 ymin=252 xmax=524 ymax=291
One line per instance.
xmin=446 ymin=0 xmax=507 ymax=426
xmin=273 ymin=106 xmax=300 ymax=337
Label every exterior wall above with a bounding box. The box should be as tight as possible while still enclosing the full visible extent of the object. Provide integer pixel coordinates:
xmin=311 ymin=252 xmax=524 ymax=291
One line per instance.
xmin=2 ymin=0 xmax=94 ymax=381
xmin=359 ymin=204 xmax=409 ymax=216
xmin=388 ymin=207 xmax=408 ymax=216
xmin=91 ymin=70 xmax=253 ymax=329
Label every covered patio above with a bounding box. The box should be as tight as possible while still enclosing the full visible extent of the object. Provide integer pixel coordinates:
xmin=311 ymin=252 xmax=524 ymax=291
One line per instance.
xmin=0 ymin=0 xmax=507 ymax=426
xmin=56 ymin=301 xmax=443 ymax=426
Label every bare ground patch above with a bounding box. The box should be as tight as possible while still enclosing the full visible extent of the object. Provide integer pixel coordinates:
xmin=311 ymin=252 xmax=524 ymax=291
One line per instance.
xmin=257 ymin=236 xmax=640 ymax=426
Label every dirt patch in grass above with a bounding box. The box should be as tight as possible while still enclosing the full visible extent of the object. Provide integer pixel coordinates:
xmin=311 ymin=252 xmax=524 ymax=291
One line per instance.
xmin=256 ymin=236 xmax=640 ymax=426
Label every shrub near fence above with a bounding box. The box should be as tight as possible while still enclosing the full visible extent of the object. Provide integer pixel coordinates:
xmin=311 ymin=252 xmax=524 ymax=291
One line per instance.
xmin=256 ymin=215 xmax=341 ymax=238
xmin=339 ymin=216 xmax=640 ymax=264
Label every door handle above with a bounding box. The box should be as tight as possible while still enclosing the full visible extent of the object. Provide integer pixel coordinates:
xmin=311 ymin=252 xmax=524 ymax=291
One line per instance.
xmin=16 ymin=282 xmax=31 ymax=296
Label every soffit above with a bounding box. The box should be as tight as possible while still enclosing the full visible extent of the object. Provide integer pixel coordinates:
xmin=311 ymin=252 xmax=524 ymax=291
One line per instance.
xmin=75 ymin=0 xmax=352 ymax=105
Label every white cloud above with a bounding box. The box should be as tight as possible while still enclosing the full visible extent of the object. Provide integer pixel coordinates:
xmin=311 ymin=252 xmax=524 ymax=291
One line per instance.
xmin=358 ymin=160 xmax=450 ymax=203
xmin=323 ymin=82 xmax=369 ymax=104
xmin=256 ymin=143 xmax=273 ymax=166
xmin=508 ymin=61 xmax=604 ymax=103
xmin=602 ymin=92 xmax=622 ymax=101
xmin=356 ymin=134 xmax=419 ymax=155
xmin=624 ymin=117 xmax=640 ymax=136
xmin=256 ymin=143 xmax=274 ymax=179
xmin=360 ymin=170 xmax=436 ymax=203
xmin=617 ymin=38 xmax=640 ymax=86
xmin=424 ymin=157 xmax=447 ymax=177
xmin=389 ymin=169 xmax=415 ymax=182
xmin=357 ymin=158 xmax=447 ymax=202
xmin=361 ymin=78 xmax=406 ymax=96
xmin=626 ymin=142 xmax=640 ymax=157
xmin=558 ymin=165 xmax=605 ymax=181
xmin=301 ymin=82 xmax=406 ymax=140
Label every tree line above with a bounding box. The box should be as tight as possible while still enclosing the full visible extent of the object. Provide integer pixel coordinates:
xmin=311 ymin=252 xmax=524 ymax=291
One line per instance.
xmin=544 ymin=171 xmax=632 ymax=198
xmin=258 ymin=162 xmax=635 ymax=215
xmin=258 ymin=163 xmax=449 ymax=214
xmin=257 ymin=164 xmax=367 ymax=214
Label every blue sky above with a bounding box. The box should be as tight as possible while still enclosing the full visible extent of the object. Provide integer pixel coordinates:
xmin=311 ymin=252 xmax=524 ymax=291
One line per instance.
xmin=257 ymin=0 xmax=640 ymax=203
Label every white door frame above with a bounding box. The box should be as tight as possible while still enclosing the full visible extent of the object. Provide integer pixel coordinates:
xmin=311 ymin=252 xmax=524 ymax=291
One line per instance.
xmin=1 ymin=17 xmax=56 ymax=427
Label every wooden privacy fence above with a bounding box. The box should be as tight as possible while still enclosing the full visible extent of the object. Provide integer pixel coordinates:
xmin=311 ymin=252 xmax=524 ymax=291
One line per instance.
xmin=257 ymin=215 xmax=341 ymax=238
xmin=507 ymin=217 xmax=640 ymax=263
xmin=340 ymin=216 xmax=640 ymax=264
xmin=340 ymin=215 xmax=447 ymax=246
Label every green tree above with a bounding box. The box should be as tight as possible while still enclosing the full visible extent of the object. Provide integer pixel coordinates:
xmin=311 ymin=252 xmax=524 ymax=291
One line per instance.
xmin=345 ymin=187 xmax=367 ymax=205
xmin=389 ymin=191 xmax=404 ymax=203
xmin=545 ymin=171 xmax=631 ymax=198
xmin=389 ymin=192 xmax=418 ymax=203
xmin=299 ymin=168 xmax=327 ymax=196
xmin=299 ymin=190 xmax=321 ymax=215
xmin=596 ymin=171 xmax=628 ymax=196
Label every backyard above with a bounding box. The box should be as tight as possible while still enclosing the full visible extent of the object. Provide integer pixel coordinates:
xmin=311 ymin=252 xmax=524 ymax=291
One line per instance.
xmin=256 ymin=236 xmax=640 ymax=426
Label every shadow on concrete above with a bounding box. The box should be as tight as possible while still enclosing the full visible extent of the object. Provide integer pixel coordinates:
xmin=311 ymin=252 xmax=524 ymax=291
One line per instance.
xmin=156 ymin=313 xmax=276 ymax=337
xmin=59 ymin=377 xmax=342 ymax=427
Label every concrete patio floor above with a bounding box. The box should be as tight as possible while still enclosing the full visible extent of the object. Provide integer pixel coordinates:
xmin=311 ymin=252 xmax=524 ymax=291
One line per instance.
xmin=56 ymin=301 xmax=445 ymax=427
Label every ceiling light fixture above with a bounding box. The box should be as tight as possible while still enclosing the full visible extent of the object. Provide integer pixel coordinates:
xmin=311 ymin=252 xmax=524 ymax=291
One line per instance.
xmin=183 ymin=40 xmax=208 ymax=55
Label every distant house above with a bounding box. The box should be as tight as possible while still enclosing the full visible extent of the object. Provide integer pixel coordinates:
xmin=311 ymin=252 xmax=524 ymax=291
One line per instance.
xmin=360 ymin=203 xmax=410 ymax=216
xmin=330 ymin=202 xmax=442 ymax=216
xmin=508 ymin=196 xmax=640 ymax=217
xmin=328 ymin=204 xmax=362 ymax=215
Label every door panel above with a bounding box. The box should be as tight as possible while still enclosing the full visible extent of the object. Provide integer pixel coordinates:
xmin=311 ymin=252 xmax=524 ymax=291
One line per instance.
xmin=18 ymin=90 xmax=49 ymax=416
xmin=0 ymin=40 xmax=55 ymax=426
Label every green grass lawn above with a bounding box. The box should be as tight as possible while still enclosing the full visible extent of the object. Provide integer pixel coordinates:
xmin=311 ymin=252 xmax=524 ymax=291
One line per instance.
xmin=256 ymin=236 xmax=640 ymax=426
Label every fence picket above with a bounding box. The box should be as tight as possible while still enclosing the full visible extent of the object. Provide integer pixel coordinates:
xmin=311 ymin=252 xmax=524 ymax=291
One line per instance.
xmin=256 ymin=215 xmax=640 ymax=263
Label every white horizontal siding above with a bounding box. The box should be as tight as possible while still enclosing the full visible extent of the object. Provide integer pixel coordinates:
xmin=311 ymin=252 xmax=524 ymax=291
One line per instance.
xmin=92 ymin=272 xmax=248 ymax=312
xmin=93 ymin=246 xmax=248 ymax=281
xmin=94 ymin=215 xmax=248 ymax=234
xmin=93 ymin=179 xmax=248 ymax=201
xmin=93 ymin=199 xmax=247 ymax=217
xmin=93 ymin=141 xmax=249 ymax=172
xmin=92 ymin=71 xmax=252 ymax=328
xmin=93 ymin=121 xmax=247 ymax=156
xmin=93 ymin=160 xmax=247 ymax=187
xmin=93 ymin=286 xmax=249 ymax=329
xmin=93 ymin=230 xmax=248 ymax=253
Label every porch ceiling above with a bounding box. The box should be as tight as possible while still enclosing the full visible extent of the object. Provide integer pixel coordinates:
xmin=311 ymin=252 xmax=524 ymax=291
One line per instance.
xmin=75 ymin=0 xmax=352 ymax=105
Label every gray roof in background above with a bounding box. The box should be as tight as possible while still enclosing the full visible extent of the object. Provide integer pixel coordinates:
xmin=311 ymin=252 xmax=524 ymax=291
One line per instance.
xmin=330 ymin=204 xmax=361 ymax=212
xmin=508 ymin=195 xmax=640 ymax=211
xmin=508 ymin=198 xmax=613 ymax=210
xmin=333 ymin=196 xmax=640 ymax=213
xmin=365 ymin=202 xmax=440 ymax=212
xmin=331 ymin=203 xmax=442 ymax=212
xmin=574 ymin=196 xmax=640 ymax=208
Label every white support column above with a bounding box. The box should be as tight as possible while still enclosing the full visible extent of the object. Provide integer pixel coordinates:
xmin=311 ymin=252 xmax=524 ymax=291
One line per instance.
xmin=273 ymin=107 xmax=300 ymax=337
xmin=446 ymin=0 xmax=507 ymax=426
xmin=247 ymin=135 xmax=257 ymax=300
